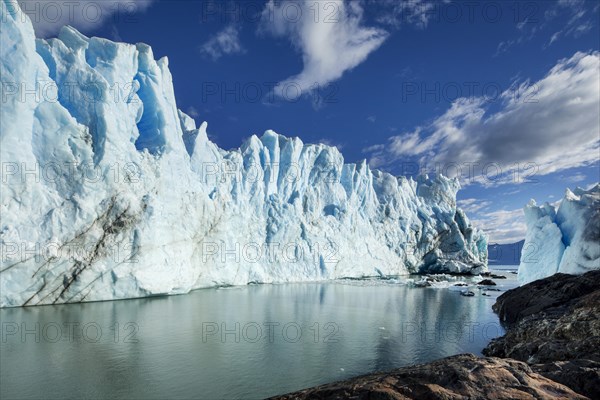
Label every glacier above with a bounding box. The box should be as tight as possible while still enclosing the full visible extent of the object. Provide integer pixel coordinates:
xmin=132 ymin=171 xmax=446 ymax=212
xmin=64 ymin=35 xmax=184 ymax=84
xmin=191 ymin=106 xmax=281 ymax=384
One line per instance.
xmin=0 ymin=0 xmax=487 ymax=307
xmin=518 ymin=184 xmax=600 ymax=285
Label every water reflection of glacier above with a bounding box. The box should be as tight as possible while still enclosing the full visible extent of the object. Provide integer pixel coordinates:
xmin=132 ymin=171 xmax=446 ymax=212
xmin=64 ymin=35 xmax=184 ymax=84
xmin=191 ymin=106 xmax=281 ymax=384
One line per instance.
xmin=0 ymin=272 xmax=516 ymax=400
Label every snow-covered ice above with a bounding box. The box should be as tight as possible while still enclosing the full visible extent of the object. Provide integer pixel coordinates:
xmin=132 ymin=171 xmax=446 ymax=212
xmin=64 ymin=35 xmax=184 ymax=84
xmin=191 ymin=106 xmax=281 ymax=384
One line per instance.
xmin=0 ymin=0 xmax=487 ymax=307
xmin=518 ymin=184 xmax=600 ymax=285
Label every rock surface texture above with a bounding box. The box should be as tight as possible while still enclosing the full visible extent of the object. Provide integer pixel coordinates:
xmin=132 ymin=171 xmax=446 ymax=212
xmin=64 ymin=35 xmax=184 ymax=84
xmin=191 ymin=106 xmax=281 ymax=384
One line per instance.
xmin=268 ymin=354 xmax=587 ymax=400
xmin=484 ymin=271 xmax=600 ymax=399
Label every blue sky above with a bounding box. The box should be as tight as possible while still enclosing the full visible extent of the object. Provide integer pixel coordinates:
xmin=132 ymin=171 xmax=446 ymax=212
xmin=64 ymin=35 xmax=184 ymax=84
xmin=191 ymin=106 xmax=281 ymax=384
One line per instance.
xmin=23 ymin=0 xmax=600 ymax=243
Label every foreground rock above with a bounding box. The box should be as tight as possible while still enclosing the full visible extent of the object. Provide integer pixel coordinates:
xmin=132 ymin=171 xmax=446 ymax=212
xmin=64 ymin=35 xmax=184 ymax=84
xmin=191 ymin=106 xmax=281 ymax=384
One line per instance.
xmin=484 ymin=271 xmax=600 ymax=398
xmin=534 ymin=360 xmax=600 ymax=400
xmin=269 ymin=354 xmax=585 ymax=400
xmin=490 ymin=271 xmax=600 ymax=324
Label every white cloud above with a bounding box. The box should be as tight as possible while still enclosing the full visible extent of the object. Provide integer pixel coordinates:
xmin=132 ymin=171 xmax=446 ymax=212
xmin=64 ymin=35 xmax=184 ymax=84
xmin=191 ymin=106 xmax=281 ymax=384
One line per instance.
xmin=546 ymin=0 xmax=595 ymax=47
xmin=373 ymin=0 xmax=436 ymax=29
xmin=367 ymin=115 xmax=376 ymax=123
xmin=457 ymin=199 xmax=524 ymax=243
xmin=16 ymin=0 xmax=154 ymax=37
xmin=363 ymin=143 xmax=384 ymax=152
xmin=457 ymin=198 xmax=492 ymax=214
xmin=186 ymin=106 xmax=200 ymax=118
xmin=199 ymin=25 xmax=245 ymax=61
xmin=495 ymin=0 xmax=597 ymax=55
xmin=560 ymin=172 xmax=588 ymax=183
xmin=364 ymin=51 xmax=600 ymax=186
xmin=259 ymin=0 xmax=388 ymax=97
xmin=315 ymin=138 xmax=345 ymax=151
xmin=471 ymin=208 xmax=527 ymax=244
xmin=503 ymin=188 xmax=522 ymax=196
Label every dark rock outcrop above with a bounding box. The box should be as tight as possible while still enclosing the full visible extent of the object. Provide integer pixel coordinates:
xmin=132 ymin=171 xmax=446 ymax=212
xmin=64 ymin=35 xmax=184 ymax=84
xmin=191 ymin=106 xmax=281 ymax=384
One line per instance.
xmin=481 ymin=272 xmax=508 ymax=279
xmin=269 ymin=354 xmax=585 ymax=400
xmin=533 ymin=360 xmax=600 ymax=400
xmin=490 ymin=271 xmax=600 ymax=324
xmin=484 ymin=271 xmax=600 ymax=399
xmin=484 ymin=291 xmax=600 ymax=363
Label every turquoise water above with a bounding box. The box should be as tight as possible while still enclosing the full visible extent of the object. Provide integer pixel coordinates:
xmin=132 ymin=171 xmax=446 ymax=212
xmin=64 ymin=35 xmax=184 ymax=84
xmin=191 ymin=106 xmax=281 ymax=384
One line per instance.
xmin=0 ymin=270 xmax=517 ymax=399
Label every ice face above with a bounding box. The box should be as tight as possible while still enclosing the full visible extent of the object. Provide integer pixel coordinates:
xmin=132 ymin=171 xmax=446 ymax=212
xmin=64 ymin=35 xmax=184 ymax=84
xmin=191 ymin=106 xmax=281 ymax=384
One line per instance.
xmin=518 ymin=184 xmax=600 ymax=285
xmin=0 ymin=0 xmax=487 ymax=307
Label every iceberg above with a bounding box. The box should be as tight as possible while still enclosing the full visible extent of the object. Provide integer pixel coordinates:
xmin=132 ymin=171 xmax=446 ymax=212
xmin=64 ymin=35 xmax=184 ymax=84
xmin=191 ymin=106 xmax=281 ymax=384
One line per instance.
xmin=518 ymin=184 xmax=600 ymax=285
xmin=0 ymin=0 xmax=487 ymax=307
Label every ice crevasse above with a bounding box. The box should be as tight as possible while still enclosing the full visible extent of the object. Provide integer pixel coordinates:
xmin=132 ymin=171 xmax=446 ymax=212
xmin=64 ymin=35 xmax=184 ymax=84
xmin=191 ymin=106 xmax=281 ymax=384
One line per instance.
xmin=518 ymin=184 xmax=600 ymax=285
xmin=0 ymin=0 xmax=487 ymax=307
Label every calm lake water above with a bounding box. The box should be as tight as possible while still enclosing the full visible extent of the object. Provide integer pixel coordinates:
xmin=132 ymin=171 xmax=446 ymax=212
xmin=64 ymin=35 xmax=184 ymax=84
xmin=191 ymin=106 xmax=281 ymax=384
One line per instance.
xmin=1 ymin=269 xmax=518 ymax=399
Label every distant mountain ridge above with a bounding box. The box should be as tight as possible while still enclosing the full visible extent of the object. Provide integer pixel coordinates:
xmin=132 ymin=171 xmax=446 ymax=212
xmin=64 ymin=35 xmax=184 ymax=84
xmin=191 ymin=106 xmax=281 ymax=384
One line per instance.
xmin=487 ymin=240 xmax=524 ymax=266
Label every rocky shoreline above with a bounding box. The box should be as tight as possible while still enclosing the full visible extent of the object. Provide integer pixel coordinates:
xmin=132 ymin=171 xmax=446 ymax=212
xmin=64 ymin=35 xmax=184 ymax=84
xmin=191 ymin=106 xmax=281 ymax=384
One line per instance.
xmin=484 ymin=271 xmax=600 ymax=398
xmin=270 ymin=271 xmax=600 ymax=399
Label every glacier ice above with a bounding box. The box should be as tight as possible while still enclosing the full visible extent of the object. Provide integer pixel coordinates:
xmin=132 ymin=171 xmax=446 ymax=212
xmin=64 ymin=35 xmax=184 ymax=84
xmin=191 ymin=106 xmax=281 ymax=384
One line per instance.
xmin=518 ymin=184 xmax=600 ymax=285
xmin=0 ymin=0 xmax=487 ymax=307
